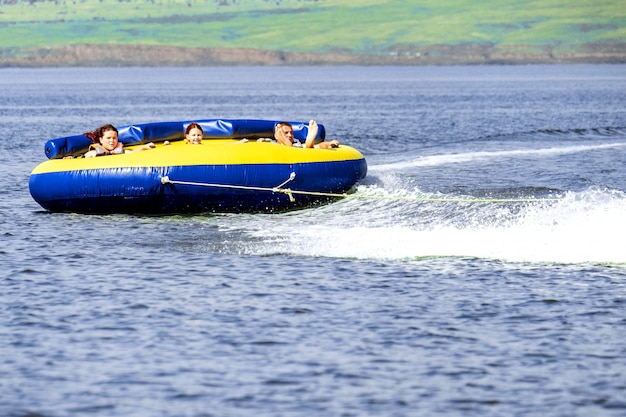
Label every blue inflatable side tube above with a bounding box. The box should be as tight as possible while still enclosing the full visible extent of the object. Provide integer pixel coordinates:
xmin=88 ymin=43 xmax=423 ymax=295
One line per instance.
xmin=44 ymin=119 xmax=326 ymax=159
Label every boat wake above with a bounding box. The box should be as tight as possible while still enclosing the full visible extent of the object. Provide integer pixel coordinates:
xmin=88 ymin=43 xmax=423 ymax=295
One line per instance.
xmin=206 ymin=185 xmax=626 ymax=266
xmin=197 ymin=136 xmax=626 ymax=265
xmin=370 ymin=142 xmax=626 ymax=172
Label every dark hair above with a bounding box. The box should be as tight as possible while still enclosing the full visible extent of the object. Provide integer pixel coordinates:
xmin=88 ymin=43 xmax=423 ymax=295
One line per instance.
xmin=84 ymin=124 xmax=118 ymax=142
xmin=185 ymin=122 xmax=203 ymax=135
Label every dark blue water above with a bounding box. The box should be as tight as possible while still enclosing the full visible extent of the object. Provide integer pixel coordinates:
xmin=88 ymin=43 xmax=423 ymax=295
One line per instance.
xmin=1 ymin=65 xmax=626 ymax=417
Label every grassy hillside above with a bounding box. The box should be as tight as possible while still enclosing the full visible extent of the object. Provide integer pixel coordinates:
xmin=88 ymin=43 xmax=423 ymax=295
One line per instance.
xmin=1 ymin=0 xmax=624 ymax=65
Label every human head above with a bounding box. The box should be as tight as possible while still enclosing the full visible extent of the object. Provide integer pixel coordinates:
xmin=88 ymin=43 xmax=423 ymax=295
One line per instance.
xmin=84 ymin=124 xmax=119 ymax=151
xmin=274 ymin=122 xmax=294 ymax=145
xmin=185 ymin=122 xmax=203 ymax=145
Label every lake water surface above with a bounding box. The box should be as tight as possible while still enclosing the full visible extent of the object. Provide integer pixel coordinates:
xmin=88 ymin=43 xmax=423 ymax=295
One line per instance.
xmin=1 ymin=65 xmax=625 ymax=416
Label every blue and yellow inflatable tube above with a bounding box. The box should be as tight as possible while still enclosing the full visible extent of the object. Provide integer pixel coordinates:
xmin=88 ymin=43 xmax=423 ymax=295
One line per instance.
xmin=29 ymin=120 xmax=367 ymax=214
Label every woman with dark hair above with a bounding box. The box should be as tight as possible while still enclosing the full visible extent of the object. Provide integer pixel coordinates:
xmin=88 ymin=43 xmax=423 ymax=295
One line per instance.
xmin=83 ymin=124 xmax=155 ymax=158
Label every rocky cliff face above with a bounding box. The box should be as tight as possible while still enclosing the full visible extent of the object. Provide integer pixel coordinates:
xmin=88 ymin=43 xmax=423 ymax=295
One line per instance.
xmin=2 ymin=43 xmax=625 ymax=67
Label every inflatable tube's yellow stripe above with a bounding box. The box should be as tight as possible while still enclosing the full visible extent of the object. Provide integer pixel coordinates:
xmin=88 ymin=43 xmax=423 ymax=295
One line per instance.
xmin=32 ymin=140 xmax=365 ymax=174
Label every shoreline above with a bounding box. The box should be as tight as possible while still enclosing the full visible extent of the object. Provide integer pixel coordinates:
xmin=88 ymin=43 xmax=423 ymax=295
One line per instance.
xmin=2 ymin=44 xmax=626 ymax=67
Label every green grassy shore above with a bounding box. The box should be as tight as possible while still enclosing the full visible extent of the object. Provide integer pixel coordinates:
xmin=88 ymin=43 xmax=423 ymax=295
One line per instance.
xmin=1 ymin=0 xmax=625 ymax=66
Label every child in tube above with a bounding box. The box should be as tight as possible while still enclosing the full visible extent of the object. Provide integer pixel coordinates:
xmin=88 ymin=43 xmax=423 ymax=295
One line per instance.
xmin=83 ymin=124 xmax=155 ymax=158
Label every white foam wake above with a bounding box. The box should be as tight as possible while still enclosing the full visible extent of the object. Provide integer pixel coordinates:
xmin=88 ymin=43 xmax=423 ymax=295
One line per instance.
xmin=370 ymin=143 xmax=626 ymax=171
xmin=237 ymin=188 xmax=626 ymax=265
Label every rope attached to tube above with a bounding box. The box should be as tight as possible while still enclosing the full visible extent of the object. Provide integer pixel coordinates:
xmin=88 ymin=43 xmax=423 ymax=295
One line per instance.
xmin=160 ymin=173 xmax=561 ymax=204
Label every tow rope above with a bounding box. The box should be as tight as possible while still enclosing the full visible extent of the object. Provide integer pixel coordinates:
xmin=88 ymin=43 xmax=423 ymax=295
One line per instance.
xmin=160 ymin=173 xmax=561 ymax=204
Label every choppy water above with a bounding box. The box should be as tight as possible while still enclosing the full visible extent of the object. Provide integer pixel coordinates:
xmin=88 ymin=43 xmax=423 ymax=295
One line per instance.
xmin=1 ymin=65 xmax=625 ymax=416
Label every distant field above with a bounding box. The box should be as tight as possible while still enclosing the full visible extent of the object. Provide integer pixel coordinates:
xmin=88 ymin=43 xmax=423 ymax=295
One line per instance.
xmin=1 ymin=0 xmax=625 ymax=64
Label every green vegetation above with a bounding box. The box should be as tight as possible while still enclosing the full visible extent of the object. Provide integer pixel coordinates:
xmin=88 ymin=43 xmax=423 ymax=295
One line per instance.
xmin=0 ymin=0 xmax=624 ymax=61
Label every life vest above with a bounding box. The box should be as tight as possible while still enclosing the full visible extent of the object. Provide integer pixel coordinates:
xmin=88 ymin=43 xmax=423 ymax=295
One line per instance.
xmin=91 ymin=143 xmax=125 ymax=156
xmin=262 ymin=138 xmax=303 ymax=147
